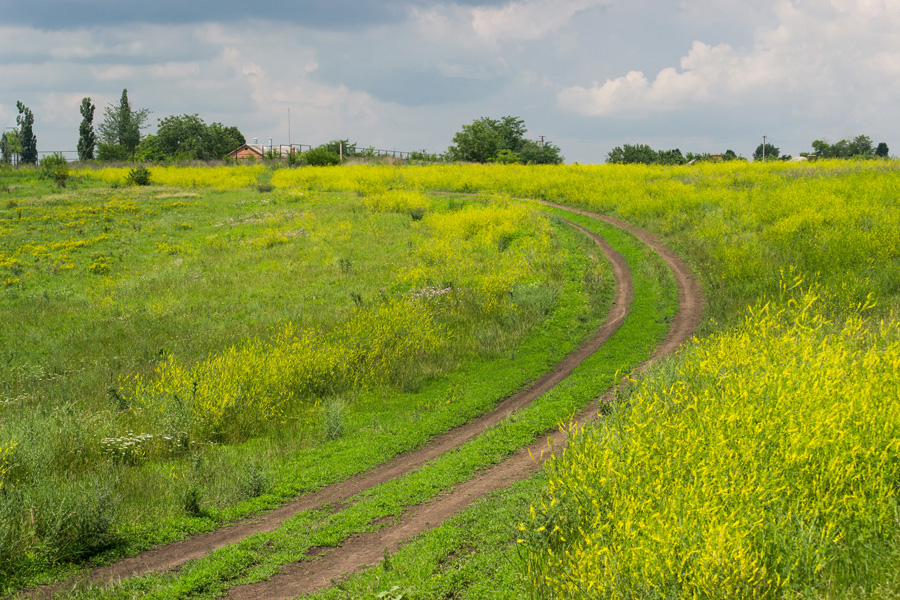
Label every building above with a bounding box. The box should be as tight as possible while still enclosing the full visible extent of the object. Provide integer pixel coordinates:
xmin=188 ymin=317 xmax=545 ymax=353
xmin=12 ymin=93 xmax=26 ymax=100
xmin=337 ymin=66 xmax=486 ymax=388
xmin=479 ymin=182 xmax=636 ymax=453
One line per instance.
xmin=226 ymin=144 xmax=298 ymax=160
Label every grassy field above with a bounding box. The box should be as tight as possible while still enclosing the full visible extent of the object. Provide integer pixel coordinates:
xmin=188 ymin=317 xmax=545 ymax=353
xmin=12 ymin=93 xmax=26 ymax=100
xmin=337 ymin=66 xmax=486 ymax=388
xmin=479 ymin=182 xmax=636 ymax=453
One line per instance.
xmin=0 ymin=167 xmax=611 ymax=592
xmin=3 ymin=159 xmax=899 ymax=599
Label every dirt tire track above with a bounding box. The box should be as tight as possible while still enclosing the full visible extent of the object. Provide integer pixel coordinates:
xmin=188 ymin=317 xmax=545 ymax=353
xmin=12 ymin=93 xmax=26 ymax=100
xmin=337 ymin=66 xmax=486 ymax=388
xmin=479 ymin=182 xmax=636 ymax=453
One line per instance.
xmin=20 ymin=219 xmax=631 ymax=599
xmin=225 ymin=205 xmax=704 ymax=599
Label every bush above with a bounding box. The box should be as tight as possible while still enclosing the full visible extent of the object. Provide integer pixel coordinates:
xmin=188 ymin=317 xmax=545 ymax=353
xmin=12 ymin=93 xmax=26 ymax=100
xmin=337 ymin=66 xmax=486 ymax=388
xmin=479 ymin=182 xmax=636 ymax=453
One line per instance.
xmin=41 ymin=152 xmax=70 ymax=188
xmin=303 ymin=147 xmax=341 ymax=167
xmin=126 ymin=166 xmax=152 ymax=186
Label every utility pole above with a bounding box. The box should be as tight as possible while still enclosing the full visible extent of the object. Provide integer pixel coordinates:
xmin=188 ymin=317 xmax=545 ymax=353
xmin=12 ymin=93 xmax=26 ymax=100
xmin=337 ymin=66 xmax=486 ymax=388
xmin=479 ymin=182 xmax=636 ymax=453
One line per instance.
xmin=539 ymin=135 xmax=545 ymax=150
xmin=762 ymin=135 xmax=767 ymax=162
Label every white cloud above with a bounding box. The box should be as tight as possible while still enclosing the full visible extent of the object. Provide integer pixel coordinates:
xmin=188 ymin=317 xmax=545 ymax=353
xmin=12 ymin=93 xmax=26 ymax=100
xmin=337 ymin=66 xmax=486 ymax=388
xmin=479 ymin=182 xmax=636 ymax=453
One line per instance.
xmin=414 ymin=0 xmax=610 ymax=48
xmin=470 ymin=0 xmax=609 ymax=43
xmin=559 ymin=0 xmax=900 ymax=119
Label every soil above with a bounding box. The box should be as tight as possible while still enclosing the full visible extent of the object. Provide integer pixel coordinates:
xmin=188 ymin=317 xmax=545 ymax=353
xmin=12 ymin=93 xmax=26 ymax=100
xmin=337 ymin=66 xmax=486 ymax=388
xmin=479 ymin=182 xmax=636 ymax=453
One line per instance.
xmin=21 ymin=203 xmax=703 ymax=600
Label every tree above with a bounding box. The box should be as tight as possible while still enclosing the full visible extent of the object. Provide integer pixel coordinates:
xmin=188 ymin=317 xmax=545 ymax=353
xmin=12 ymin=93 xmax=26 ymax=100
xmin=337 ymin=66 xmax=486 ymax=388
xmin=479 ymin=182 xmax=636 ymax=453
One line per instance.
xmin=78 ymin=97 xmax=96 ymax=161
xmin=657 ymin=148 xmax=687 ymax=166
xmin=875 ymin=142 xmax=890 ymax=158
xmin=0 ymin=130 xmax=21 ymax=165
xmin=849 ymin=135 xmax=873 ymax=156
xmin=16 ymin=101 xmax=38 ymax=164
xmin=97 ymin=89 xmax=150 ymax=160
xmin=447 ymin=116 xmax=563 ymax=164
xmin=519 ymin=139 xmax=564 ymax=165
xmin=606 ymin=144 xmax=658 ymax=164
xmin=321 ymin=139 xmax=358 ymax=158
xmin=138 ymin=114 xmax=245 ymax=161
xmin=447 ymin=118 xmax=504 ymax=163
xmin=811 ymin=135 xmax=878 ymax=159
xmin=753 ymin=143 xmax=780 ymax=162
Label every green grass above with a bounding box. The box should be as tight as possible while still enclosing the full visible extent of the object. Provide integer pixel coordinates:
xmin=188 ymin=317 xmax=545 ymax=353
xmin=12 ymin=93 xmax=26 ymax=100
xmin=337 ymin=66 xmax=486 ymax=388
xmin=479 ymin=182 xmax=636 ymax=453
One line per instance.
xmin=50 ymin=204 xmax=678 ymax=599
xmin=0 ymin=176 xmax=611 ymax=593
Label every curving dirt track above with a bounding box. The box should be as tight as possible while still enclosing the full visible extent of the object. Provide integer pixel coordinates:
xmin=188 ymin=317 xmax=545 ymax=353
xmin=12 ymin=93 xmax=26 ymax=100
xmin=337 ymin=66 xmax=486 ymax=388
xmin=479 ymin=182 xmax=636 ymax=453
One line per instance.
xmin=22 ymin=202 xmax=703 ymax=600
xmin=225 ymin=204 xmax=704 ymax=599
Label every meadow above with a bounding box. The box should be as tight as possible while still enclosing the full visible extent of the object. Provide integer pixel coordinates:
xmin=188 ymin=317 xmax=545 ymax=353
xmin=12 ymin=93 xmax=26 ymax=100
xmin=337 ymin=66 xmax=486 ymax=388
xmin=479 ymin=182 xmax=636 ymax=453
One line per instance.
xmin=0 ymin=166 xmax=611 ymax=592
xmin=2 ymin=159 xmax=899 ymax=599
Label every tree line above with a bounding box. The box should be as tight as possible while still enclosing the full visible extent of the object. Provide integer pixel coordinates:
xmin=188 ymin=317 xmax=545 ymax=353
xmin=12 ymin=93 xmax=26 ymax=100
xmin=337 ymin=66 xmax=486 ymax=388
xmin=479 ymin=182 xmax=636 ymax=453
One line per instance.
xmin=606 ymin=135 xmax=890 ymax=165
xmin=2 ymin=90 xmax=246 ymax=165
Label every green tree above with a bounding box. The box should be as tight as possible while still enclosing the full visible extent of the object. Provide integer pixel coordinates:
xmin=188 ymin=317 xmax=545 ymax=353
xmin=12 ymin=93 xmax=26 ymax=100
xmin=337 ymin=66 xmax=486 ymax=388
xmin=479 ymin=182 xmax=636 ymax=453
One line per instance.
xmin=97 ymin=89 xmax=150 ymax=160
xmin=657 ymin=148 xmax=687 ymax=165
xmin=875 ymin=142 xmax=890 ymax=158
xmin=0 ymin=130 xmax=21 ymax=165
xmin=447 ymin=116 xmax=562 ymax=164
xmin=753 ymin=142 xmax=780 ymax=161
xmin=519 ymin=139 xmax=564 ymax=165
xmin=321 ymin=139 xmax=358 ymax=158
xmin=812 ymin=135 xmax=877 ymax=159
xmin=78 ymin=97 xmax=96 ymax=161
xmin=141 ymin=114 xmax=244 ymax=161
xmin=606 ymin=144 xmax=658 ymax=164
xmin=16 ymin=101 xmax=38 ymax=164
xmin=849 ymin=134 xmax=873 ymax=157
xmin=447 ymin=118 xmax=504 ymax=162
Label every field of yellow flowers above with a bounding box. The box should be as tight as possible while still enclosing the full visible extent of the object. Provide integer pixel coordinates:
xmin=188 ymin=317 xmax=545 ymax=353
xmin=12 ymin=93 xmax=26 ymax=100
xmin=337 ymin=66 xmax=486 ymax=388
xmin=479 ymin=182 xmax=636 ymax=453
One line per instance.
xmin=3 ymin=159 xmax=897 ymax=598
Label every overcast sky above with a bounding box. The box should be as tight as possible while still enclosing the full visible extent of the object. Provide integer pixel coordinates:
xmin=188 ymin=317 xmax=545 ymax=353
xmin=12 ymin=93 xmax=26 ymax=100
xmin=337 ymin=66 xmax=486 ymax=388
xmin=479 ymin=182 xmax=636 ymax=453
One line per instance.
xmin=2 ymin=0 xmax=898 ymax=163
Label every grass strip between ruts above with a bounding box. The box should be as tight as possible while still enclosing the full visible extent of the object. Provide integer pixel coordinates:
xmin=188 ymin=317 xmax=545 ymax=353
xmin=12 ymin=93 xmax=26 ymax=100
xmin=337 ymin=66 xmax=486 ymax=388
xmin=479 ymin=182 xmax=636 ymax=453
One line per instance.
xmin=58 ymin=208 xmax=678 ymax=599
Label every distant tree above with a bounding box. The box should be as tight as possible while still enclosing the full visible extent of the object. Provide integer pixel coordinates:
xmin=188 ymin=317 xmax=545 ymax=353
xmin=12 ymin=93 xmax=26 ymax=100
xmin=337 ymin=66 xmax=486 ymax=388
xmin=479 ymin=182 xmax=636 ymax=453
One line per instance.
xmin=849 ymin=134 xmax=873 ymax=157
xmin=657 ymin=148 xmax=687 ymax=165
xmin=97 ymin=89 xmax=150 ymax=160
xmin=723 ymin=149 xmax=739 ymax=161
xmin=606 ymin=144 xmax=658 ymax=164
xmin=519 ymin=139 xmax=564 ymax=165
xmin=447 ymin=116 xmax=562 ymax=164
xmin=875 ymin=142 xmax=890 ymax=158
xmin=811 ymin=139 xmax=832 ymax=158
xmin=321 ymin=139 xmax=358 ymax=158
xmin=16 ymin=101 xmax=38 ymax=164
xmin=136 ymin=116 xmax=244 ymax=162
xmin=78 ymin=97 xmax=96 ymax=161
xmin=811 ymin=135 xmax=879 ymax=159
xmin=448 ymin=118 xmax=503 ymax=163
xmin=753 ymin=142 xmax=780 ymax=162
xmin=0 ymin=130 xmax=21 ymax=165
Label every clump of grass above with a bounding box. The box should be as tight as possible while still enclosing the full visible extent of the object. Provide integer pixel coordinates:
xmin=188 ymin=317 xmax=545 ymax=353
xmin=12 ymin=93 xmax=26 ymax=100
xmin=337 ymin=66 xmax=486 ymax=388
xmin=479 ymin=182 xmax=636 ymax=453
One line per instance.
xmin=323 ymin=397 xmax=347 ymax=441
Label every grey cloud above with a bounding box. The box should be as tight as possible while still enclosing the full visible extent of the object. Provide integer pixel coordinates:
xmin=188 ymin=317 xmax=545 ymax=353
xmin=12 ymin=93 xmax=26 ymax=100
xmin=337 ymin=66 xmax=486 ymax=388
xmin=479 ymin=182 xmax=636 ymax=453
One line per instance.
xmin=2 ymin=0 xmax=511 ymax=31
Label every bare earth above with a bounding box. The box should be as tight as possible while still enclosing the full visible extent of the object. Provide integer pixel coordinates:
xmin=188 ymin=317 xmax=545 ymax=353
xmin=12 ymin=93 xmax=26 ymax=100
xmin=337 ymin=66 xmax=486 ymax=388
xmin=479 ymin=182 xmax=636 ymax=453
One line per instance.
xmin=23 ymin=202 xmax=703 ymax=600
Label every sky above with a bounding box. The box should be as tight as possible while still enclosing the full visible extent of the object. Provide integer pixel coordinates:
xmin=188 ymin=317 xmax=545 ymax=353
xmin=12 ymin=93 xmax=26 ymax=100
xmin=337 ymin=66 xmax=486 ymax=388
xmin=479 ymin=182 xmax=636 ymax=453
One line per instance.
xmin=1 ymin=0 xmax=898 ymax=163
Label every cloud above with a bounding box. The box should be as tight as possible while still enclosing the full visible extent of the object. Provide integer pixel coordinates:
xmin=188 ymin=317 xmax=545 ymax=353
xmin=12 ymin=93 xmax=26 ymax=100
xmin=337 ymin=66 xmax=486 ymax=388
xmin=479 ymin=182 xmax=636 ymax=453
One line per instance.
xmin=559 ymin=0 xmax=900 ymax=120
xmin=470 ymin=0 xmax=610 ymax=43
xmin=414 ymin=0 xmax=609 ymax=48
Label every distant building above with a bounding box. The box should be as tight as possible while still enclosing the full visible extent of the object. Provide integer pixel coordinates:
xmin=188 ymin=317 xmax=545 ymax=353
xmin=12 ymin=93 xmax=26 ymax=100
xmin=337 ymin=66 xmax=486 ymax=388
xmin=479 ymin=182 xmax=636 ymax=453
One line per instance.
xmin=226 ymin=144 xmax=296 ymax=160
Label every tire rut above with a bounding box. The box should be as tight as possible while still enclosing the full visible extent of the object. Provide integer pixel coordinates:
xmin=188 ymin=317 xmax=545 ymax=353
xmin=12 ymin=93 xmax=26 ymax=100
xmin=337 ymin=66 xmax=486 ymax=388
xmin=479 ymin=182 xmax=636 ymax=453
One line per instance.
xmin=225 ymin=204 xmax=704 ymax=599
xmin=21 ymin=217 xmax=632 ymax=599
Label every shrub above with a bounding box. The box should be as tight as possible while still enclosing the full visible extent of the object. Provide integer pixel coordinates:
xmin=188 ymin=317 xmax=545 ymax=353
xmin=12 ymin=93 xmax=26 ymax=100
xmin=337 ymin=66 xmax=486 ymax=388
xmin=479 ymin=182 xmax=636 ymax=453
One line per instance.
xmin=126 ymin=166 xmax=152 ymax=186
xmin=41 ymin=152 xmax=70 ymax=188
xmin=303 ymin=147 xmax=341 ymax=167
